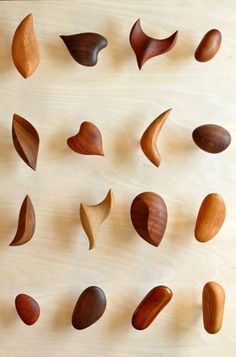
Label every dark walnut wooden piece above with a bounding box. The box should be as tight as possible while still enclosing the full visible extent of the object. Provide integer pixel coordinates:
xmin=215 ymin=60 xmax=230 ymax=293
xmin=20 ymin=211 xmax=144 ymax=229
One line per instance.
xmin=132 ymin=286 xmax=173 ymax=330
xmin=67 ymin=121 xmax=104 ymax=156
xmin=60 ymin=33 xmax=108 ymax=66
xmin=72 ymin=286 xmax=106 ymax=330
xmin=130 ymin=192 xmax=167 ymax=247
xmin=129 ymin=19 xmax=178 ymax=69
xmin=195 ymin=29 xmax=222 ymax=62
xmin=15 ymin=293 xmax=40 ymax=325
xmin=12 ymin=114 xmax=39 ymax=170
xmin=192 ymin=124 xmax=231 ymax=154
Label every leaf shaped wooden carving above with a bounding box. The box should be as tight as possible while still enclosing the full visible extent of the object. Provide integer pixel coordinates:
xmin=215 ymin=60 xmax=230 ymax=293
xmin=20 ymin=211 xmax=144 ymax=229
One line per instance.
xmin=130 ymin=19 xmax=178 ymax=69
xmin=10 ymin=195 xmax=35 ymax=246
xmin=80 ymin=189 xmax=114 ymax=250
xmin=12 ymin=14 xmax=40 ymax=78
xmin=12 ymin=114 xmax=39 ymax=171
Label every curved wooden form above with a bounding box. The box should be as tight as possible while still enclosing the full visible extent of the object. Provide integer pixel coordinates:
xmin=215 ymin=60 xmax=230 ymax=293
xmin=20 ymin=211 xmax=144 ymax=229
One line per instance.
xmin=67 ymin=121 xmax=104 ymax=156
xmin=202 ymin=282 xmax=225 ymax=334
xmin=194 ymin=193 xmax=226 ymax=243
xmin=192 ymin=124 xmax=231 ymax=154
xmin=132 ymin=286 xmax=173 ymax=330
xmin=195 ymin=29 xmax=222 ymax=62
xmin=140 ymin=109 xmax=171 ymax=167
xmin=130 ymin=192 xmax=167 ymax=247
xmin=15 ymin=293 xmax=40 ymax=325
xmin=10 ymin=195 xmax=35 ymax=246
xmin=72 ymin=286 xmax=106 ymax=330
xmin=80 ymin=189 xmax=113 ymax=250
xmin=129 ymin=19 xmax=178 ymax=69
xmin=60 ymin=33 xmax=108 ymax=66
xmin=12 ymin=14 xmax=40 ymax=78
xmin=12 ymin=113 xmax=39 ymax=171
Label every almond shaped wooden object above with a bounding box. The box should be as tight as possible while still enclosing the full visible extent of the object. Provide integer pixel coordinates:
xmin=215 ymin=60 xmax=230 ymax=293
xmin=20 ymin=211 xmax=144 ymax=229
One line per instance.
xmin=202 ymin=282 xmax=225 ymax=334
xmin=195 ymin=193 xmax=226 ymax=243
xmin=140 ymin=109 xmax=171 ymax=167
xmin=132 ymin=286 xmax=173 ymax=330
xmin=72 ymin=286 xmax=106 ymax=330
xmin=12 ymin=14 xmax=40 ymax=78
xmin=80 ymin=189 xmax=113 ymax=250
xmin=15 ymin=293 xmax=40 ymax=325
xmin=129 ymin=19 xmax=178 ymax=69
xmin=12 ymin=114 xmax=39 ymax=171
xmin=130 ymin=192 xmax=167 ymax=247
xmin=195 ymin=29 xmax=222 ymax=62
xmin=10 ymin=195 xmax=35 ymax=246
xmin=192 ymin=124 xmax=231 ymax=154
xmin=67 ymin=121 xmax=104 ymax=156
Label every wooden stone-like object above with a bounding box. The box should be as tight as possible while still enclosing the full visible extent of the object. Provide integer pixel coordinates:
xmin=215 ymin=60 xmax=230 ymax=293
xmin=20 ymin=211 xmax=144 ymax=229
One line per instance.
xmin=15 ymin=293 xmax=40 ymax=325
xmin=192 ymin=124 xmax=231 ymax=154
xmin=195 ymin=29 xmax=222 ymax=62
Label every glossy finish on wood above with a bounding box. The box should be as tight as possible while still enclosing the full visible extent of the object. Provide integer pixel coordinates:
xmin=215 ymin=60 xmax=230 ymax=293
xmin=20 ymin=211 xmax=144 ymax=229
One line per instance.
xmin=60 ymin=33 xmax=108 ymax=66
xmin=15 ymin=294 xmax=40 ymax=325
xmin=192 ymin=124 xmax=231 ymax=154
xmin=202 ymin=282 xmax=225 ymax=334
xmin=130 ymin=192 xmax=167 ymax=247
xmin=129 ymin=19 xmax=178 ymax=69
xmin=67 ymin=121 xmax=104 ymax=156
xmin=141 ymin=109 xmax=171 ymax=167
xmin=72 ymin=286 xmax=106 ymax=330
xmin=195 ymin=193 xmax=226 ymax=243
xmin=132 ymin=286 xmax=173 ymax=330
xmin=12 ymin=14 xmax=40 ymax=78
xmin=195 ymin=29 xmax=222 ymax=62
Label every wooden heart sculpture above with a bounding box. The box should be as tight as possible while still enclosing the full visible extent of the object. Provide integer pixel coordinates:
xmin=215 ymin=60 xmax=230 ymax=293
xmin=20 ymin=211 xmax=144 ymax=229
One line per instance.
xmin=15 ymin=293 xmax=40 ymax=325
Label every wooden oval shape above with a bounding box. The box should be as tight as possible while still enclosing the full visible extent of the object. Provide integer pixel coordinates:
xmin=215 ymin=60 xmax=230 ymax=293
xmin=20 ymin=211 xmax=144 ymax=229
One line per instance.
xmin=15 ymin=293 xmax=40 ymax=325
xmin=192 ymin=124 xmax=231 ymax=154
xmin=72 ymin=286 xmax=106 ymax=329
xmin=195 ymin=193 xmax=226 ymax=242
xmin=132 ymin=286 xmax=173 ymax=330
xmin=202 ymin=281 xmax=225 ymax=334
xmin=195 ymin=29 xmax=221 ymax=62
xmin=130 ymin=192 xmax=167 ymax=247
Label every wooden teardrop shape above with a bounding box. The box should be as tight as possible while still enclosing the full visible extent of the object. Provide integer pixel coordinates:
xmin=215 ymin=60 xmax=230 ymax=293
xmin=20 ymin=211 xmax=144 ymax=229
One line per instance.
xmin=12 ymin=114 xmax=39 ymax=171
xmin=132 ymin=286 xmax=173 ymax=330
xmin=80 ymin=189 xmax=114 ymax=250
xmin=72 ymin=286 xmax=106 ymax=330
xmin=192 ymin=124 xmax=231 ymax=154
xmin=15 ymin=293 xmax=40 ymax=325
xmin=10 ymin=195 xmax=35 ymax=246
xmin=140 ymin=109 xmax=171 ymax=167
xmin=202 ymin=282 xmax=225 ymax=334
xmin=129 ymin=19 xmax=178 ymax=69
xmin=195 ymin=29 xmax=222 ymax=62
xmin=12 ymin=14 xmax=40 ymax=78
xmin=194 ymin=193 xmax=226 ymax=243
xmin=130 ymin=192 xmax=167 ymax=247
xmin=67 ymin=121 xmax=104 ymax=156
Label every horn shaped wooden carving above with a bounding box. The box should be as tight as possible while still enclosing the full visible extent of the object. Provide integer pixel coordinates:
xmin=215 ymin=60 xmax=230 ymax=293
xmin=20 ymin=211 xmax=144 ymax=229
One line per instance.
xmin=12 ymin=14 xmax=40 ymax=78
xmin=10 ymin=195 xmax=35 ymax=246
xmin=129 ymin=19 xmax=178 ymax=69
xmin=140 ymin=109 xmax=171 ymax=167
xmin=12 ymin=114 xmax=39 ymax=171
xmin=80 ymin=189 xmax=113 ymax=250
xmin=15 ymin=293 xmax=40 ymax=325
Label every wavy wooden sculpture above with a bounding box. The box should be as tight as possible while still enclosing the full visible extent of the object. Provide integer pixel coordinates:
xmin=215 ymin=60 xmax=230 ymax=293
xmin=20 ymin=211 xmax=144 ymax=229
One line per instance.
xmin=80 ymin=189 xmax=113 ymax=250
xmin=12 ymin=114 xmax=39 ymax=171
xmin=60 ymin=33 xmax=108 ymax=66
xmin=140 ymin=109 xmax=171 ymax=167
xmin=67 ymin=121 xmax=104 ymax=156
xmin=12 ymin=14 xmax=40 ymax=78
xmin=195 ymin=29 xmax=222 ymax=62
xmin=15 ymin=293 xmax=40 ymax=325
xmin=129 ymin=19 xmax=178 ymax=69
xmin=9 ymin=195 xmax=35 ymax=246
xmin=130 ymin=192 xmax=167 ymax=247
xmin=192 ymin=124 xmax=231 ymax=154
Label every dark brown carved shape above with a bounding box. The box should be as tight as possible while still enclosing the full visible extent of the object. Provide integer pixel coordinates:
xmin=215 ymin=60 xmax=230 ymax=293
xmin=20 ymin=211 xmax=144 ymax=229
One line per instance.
xmin=60 ymin=33 xmax=108 ymax=66
xmin=12 ymin=114 xmax=39 ymax=170
xmin=129 ymin=19 xmax=178 ymax=69
xmin=195 ymin=29 xmax=222 ymax=62
xmin=15 ymin=293 xmax=40 ymax=325
xmin=192 ymin=124 xmax=231 ymax=154
xmin=130 ymin=192 xmax=167 ymax=247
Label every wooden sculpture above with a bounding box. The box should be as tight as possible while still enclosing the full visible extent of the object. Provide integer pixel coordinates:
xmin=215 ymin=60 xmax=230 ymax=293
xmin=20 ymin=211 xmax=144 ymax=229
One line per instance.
xmin=129 ymin=19 xmax=178 ymax=69
xmin=9 ymin=195 xmax=35 ymax=246
xmin=12 ymin=14 xmax=40 ymax=78
xmin=195 ymin=29 xmax=222 ymax=62
xmin=72 ymin=286 xmax=106 ymax=330
xmin=140 ymin=109 xmax=171 ymax=167
xmin=132 ymin=286 xmax=173 ymax=330
xmin=80 ymin=189 xmax=113 ymax=250
xmin=194 ymin=193 xmax=226 ymax=243
xmin=67 ymin=121 xmax=104 ymax=156
xmin=15 ymin=293 xmax=40 ymax=325
xmin=130 ymin=192 xmax=167 ymax=247
xmin=192 ymin=124 xmax=231 ymax=154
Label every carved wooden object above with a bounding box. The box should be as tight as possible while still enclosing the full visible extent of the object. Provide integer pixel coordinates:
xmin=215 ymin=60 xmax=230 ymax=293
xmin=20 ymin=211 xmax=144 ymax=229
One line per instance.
xmin=192 ymin=124 xmax=231 ymax=154
xmin=15 ymin=293 xmax=40 ymax=325
xmin=195 ymin=29 xmax=222 ymax=62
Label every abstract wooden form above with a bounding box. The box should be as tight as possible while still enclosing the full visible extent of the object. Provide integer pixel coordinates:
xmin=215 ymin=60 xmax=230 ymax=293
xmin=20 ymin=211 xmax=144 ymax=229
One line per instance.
xmin=195 ymin=29 xmax=222 ymax=62
xmin=192 ymin=124 xmax=231 ymax=154
xmin=15 ymin=293 xmax=40 ymax=325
